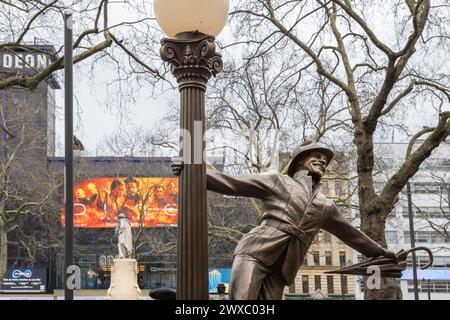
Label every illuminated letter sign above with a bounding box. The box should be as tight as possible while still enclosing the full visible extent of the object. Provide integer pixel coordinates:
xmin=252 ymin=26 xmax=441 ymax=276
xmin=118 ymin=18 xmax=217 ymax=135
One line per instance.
xmin=0 ymin=51 xmax=51 ymax=72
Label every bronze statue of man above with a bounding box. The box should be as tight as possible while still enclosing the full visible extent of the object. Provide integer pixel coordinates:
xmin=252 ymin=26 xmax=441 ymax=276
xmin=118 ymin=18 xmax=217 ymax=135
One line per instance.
xmin=173 ymin=141 xmax=397 ymax=300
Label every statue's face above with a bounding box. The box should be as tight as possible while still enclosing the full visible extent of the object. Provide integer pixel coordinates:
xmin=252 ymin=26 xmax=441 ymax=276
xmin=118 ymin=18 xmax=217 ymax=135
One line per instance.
xmin=294 ymin=151 xmax=328 ymax=180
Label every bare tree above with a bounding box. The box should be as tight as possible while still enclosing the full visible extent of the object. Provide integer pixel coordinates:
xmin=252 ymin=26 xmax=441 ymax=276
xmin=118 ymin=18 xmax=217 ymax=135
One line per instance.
xmin=226 ymin=0 xmax=450 ymax=299
xmin=0 ymin=0 xmax=168 ymax=92
xmin=0 ymin=100 xmax=59 ymax=278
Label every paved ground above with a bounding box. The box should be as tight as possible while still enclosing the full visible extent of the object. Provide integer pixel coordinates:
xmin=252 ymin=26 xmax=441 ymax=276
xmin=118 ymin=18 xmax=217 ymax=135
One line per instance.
xmin=0 ymin=289 xmax=152 ymax=300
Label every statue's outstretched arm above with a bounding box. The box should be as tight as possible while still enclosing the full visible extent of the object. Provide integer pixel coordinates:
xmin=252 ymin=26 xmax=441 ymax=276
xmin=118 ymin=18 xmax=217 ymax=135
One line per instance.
xmin=322 ymin=205 xmax=396 ymax=260
xmin=171 ymin=157 xmax=277 ymax=199
xmin=206 ymin=170 xmax=278 ymax=199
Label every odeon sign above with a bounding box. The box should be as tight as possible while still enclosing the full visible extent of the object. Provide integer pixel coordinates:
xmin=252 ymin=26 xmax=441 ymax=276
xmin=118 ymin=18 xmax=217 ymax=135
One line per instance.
xmin=0 ymin=52 xmax=52 ymax=71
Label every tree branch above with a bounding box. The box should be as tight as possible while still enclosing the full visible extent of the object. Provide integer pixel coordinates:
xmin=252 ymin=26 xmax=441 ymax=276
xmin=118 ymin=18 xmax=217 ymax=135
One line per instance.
xmin=380 ymin=112 xmax=450 ymax=206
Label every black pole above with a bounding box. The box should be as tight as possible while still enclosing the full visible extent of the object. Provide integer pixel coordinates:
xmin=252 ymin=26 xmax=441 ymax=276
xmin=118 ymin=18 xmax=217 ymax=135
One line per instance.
xmin=428 ymin=279 xmax=431 ymax=300
xmin=64 ymin=10 xmax=74 ymax=301
xmin=406 ymin=182 xmax=419 ymax=300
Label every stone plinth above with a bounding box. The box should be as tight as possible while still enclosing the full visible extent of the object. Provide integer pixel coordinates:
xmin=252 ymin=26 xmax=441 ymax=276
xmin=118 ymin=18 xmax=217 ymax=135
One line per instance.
xmin=106 ymin=259 xmax=143 ymax=300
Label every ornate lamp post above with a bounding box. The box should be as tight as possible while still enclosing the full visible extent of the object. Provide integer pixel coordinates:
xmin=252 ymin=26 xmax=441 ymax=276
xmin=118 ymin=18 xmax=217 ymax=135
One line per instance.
xmin=153 ymin=0 xmax=229 ymax=300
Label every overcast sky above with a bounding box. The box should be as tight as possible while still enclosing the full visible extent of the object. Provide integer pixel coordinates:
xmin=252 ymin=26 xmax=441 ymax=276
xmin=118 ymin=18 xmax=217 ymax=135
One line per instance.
xmin=51 ymin=1 xmax=448 ymax=158
xmin=53 ymin=2 xmax=169 ymax=156
xmin=52 ymin=1 xmax=235 ymax=157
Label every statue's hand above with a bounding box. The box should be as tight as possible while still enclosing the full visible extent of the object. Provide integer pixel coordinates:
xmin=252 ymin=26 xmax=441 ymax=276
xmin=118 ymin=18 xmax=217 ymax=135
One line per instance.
xmin=171 ymin=157 xmax=184 ymax=176
xmin=380 ymin=248 xmax=398 ymax=263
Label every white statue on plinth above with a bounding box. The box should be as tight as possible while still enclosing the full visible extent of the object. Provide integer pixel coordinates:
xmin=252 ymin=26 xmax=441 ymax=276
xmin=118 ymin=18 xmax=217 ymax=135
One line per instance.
xmin=115 ymin=213 xmax=133 ymax=259
xmin=107 ymin=213 xmax=143 ymax=300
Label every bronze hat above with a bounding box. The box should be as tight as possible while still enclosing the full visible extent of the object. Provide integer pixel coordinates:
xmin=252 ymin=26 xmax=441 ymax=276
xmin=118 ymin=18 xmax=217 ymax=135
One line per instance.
xmin=286 ymin=141 xmax=334 ymax=177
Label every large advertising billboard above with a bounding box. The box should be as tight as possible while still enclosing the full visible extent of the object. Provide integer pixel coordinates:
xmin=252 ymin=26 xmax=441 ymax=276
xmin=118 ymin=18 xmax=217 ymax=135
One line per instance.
xmin=61 ymin=177 xmax=178 ymax=228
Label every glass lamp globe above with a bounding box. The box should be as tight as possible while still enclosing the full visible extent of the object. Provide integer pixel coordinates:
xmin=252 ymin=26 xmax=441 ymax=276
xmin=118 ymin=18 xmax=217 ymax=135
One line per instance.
xmin=154 ymin=0 xmax=229 ymax=38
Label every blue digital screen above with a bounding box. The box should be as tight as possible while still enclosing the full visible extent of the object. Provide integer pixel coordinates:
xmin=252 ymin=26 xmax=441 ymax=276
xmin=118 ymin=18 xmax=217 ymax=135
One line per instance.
xmin=208 ymin=268 xmax=231 ymax=293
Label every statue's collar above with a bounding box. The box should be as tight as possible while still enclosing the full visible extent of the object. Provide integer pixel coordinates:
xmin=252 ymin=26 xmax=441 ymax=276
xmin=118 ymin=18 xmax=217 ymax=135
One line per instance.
xmin=292 ymin=170 xmax=322 ymax=194
xmin=292 ymin=170 xmax=309 ymax=181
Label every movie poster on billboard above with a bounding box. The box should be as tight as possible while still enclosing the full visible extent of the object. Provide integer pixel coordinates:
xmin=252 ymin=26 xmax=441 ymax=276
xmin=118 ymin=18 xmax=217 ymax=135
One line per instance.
xmin=61 ymin=177 xmax=178 ymax=228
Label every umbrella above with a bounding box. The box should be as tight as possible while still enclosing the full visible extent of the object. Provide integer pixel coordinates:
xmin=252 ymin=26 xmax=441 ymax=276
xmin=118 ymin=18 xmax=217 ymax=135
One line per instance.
xmin=324 ymin=247 xmax=433 ymax=278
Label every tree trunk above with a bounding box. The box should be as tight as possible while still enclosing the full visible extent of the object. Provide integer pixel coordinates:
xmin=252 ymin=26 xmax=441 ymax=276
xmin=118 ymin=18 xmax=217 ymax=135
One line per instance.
xmin=360 ymin=209 xmax=402 ymax=300
xmin=0 ymin=222 xmax=7 ymax=279
xmin=354 ymin=128 xmax=402 ymax=299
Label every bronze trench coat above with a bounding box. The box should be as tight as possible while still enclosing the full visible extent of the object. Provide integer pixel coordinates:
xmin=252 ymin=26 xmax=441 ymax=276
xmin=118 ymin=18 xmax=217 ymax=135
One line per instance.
xmin=207 ymin=169 xmax=385 ymax=285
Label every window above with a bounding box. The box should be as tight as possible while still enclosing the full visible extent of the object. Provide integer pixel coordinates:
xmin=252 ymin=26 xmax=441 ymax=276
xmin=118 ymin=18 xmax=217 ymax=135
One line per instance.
xmin=315 ymin=275 xmax=321 ymax=291
xmin=418 ymin=255 xmax=433 ymax=268
xmin=341 ymin=276 xmax=348 ymax=294
xmin=386 ymin=209 xmax=397 ymax=220
xmin=302 ymin=275 xmax=309 ymax=294
xmin=404 ymin=231 xmax=450 ymax=244
xmin=327 ymin=276 xmax=334 ymax=294
xmin=402 ymin=206 xmax=449 ymax=219
xmin=417 ymin=232 xmax=431 ymax=243
xmin=313 ymin=251 xmax=320 ymax=266
xmin=358 ymin=278 xmax=365 ymax=292
xmin=325 ymin=251 xmax=332 ymax=266
xmin=322 ymin=181 xmax=329 ymax=195
xmin=379 ymin=158 xmax=394 ymax=170
xmin=407 ymin=256 xmax=433 ymax=268
xmin=385 ymin=231 xmax=397 ymax=243
xmin=433 ymin=256 xmax=447 ymax=268
xmin=401 ymin=206 xmax=411 ymax=217
xmin=335 ymin=180 xmax=342 ymax=196
xmin=443 ymin=256 xmax=450 ymax=268
xmin=421 ymin=158 xmax=450 ymax=170
xmin=404 ymin=231 xmax=412 ymax=244
xmin=288 ymin=283 xmax=296 ymax=293
xmin=440 ymin=159 xmax=450 ymax=169
xmin=323 ymin=231 xmax=332 ymax=242
xmin=411 ymin=182 xmax=441 ymax=194
xmin=339 ymin=252 xmax=346 ymax=267
xmin=407 ymin=280 xmax=450 ymax=293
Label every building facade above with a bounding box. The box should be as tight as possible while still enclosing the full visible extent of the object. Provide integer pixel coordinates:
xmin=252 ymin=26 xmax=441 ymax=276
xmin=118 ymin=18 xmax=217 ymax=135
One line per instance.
xmin=0 ymin=44 xmax=59 ymax=159
xmin=353 ymin=142 xmax=450 ymax=300
xmin=286 ymin=159 xmax=356 ymax=299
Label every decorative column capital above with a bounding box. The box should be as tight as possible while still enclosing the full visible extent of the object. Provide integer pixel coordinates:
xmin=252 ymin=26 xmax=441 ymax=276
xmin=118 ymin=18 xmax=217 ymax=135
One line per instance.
xmin=160 ymin=32 xmax=223 ymax=88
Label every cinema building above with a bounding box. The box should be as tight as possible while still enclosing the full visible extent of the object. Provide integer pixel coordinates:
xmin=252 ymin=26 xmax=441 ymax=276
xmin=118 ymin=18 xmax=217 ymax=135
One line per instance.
xmin=0 ymin=44 xmax=233 ymax=296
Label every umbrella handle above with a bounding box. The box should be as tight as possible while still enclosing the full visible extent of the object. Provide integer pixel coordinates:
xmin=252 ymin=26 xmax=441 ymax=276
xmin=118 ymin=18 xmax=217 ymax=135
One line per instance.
xmin=403 ymin=247 xmax=434 ymax=270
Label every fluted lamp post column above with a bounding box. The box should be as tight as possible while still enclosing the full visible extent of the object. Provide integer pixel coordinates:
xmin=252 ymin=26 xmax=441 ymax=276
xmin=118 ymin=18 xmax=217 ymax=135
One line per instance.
xmin=154 ymin=0 xmax=229 ymax=300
